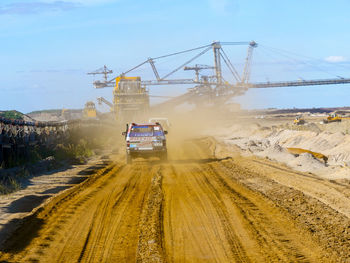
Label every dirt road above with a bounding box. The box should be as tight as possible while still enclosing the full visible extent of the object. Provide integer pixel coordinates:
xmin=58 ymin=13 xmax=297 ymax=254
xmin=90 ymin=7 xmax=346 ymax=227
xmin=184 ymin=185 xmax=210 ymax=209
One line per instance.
xmin=0 ymin=137 xmax=349 ymax=262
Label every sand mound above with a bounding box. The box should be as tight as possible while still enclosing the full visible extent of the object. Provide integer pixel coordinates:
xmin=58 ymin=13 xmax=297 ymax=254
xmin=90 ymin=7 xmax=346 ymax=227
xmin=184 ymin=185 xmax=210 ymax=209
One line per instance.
xmin=215 ymin=122 xmax=350 ymax=179
xmin=289 ymin=153 xmax=326 ymax=172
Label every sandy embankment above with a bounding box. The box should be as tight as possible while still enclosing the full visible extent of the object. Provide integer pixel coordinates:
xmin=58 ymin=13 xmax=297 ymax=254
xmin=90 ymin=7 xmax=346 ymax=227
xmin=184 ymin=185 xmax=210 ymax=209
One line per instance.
xmin=0 ymin=154 xmax=112 ymax=246
xmin=212 ymin=121 xmax=350 ymax=179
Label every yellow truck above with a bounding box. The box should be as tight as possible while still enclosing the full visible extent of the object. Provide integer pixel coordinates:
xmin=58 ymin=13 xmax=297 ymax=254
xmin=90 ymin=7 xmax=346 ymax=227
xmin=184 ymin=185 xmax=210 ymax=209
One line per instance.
xmin=83 ymin=101 xmax=97 ymax=118
xmin=114 ymin=76 xmax=149 ymax=122
xmin=293 ymin=115 xmax=305 ymax=125
xmin=323 ymin=113 xmax=342 ymax=124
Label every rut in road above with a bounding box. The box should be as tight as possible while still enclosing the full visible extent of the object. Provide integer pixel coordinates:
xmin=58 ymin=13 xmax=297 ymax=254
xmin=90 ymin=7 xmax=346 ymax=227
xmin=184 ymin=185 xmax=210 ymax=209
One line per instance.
xmin=0 ymin=138 xmax=335 ymax=262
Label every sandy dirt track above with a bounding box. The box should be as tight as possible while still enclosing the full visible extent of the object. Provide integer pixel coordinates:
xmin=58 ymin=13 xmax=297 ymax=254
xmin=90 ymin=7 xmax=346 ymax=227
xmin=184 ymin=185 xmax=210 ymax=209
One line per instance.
xmin=0 ymin=137 xmax=349 ymax=262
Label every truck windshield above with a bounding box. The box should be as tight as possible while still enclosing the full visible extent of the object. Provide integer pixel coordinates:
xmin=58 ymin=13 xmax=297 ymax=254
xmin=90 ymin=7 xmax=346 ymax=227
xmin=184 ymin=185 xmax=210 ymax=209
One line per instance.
xmin=129 ymin=126 xmax=164 ymax=137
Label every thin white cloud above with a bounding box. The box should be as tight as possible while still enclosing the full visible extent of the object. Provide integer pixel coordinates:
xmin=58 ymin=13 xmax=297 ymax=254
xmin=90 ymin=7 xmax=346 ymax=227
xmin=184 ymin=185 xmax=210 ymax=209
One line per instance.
xmin=325 ymin=56 xmax=347 ymax=63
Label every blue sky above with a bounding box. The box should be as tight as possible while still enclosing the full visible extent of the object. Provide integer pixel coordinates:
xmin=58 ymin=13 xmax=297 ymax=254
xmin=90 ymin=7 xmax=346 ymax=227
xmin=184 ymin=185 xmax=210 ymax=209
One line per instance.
xmin=1 ymin=0 xmax=350 ymax=112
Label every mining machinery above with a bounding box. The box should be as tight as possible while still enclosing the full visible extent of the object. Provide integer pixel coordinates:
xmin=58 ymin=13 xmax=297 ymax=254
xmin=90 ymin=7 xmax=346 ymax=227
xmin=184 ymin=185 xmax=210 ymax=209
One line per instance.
xmin=113 ymin=76 xmax=149 ymax=122
xmin=323 ymin=113 xmax=342 ymax=123
xmin=88 ymin=69 xmax=149 ymax=121
xmin=294 ymin=115 xmax=306 ymax=125
xmin=87 ymin=65 xmax=113 ymax=82
xmin=184 ymin=64 xmax=215 ymax=82
xmin=89 ymin=41 xmax=259 ymax=119
xmin=83 ymin=101 xmax=97 ymax=118
xmin=89 ymin=41 xmax=350 ymax=118
xmin=97 ymin=97 xmax=114 ymax=112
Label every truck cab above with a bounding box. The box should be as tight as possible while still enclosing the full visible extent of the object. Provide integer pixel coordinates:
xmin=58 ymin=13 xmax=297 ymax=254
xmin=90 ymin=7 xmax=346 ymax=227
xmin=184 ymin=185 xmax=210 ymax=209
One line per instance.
xmin=83 ymin=101 xmax=97 ymax=118
xmin=122 ymin=122 xmax=168 ymax=164
xmin=114 ymin=76 xmax=149 ymax=122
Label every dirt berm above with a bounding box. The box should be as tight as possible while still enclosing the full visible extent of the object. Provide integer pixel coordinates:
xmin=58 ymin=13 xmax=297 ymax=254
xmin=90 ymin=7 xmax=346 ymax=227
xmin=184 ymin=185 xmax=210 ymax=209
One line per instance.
xmin=1 ymin=137 xmax=350 ymax=262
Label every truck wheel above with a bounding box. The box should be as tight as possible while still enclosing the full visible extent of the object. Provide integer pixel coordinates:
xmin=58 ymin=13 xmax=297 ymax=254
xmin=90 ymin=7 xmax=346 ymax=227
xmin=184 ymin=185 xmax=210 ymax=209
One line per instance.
xmin=126 ymin=153 xmax=132 ymax=164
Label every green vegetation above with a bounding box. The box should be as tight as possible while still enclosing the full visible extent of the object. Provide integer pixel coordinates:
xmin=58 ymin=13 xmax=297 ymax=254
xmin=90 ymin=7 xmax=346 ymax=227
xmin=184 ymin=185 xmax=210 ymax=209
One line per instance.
xmin=54 ymin=139 xmax=93 ymax=164
xmin=0 ymin=123 xmax=118 ymax=194
xmin=27 ymin=109 xmax=82 ymax=115
xmin=0 ymin=167 xmax=30 ymax=194
xmin=0 ymin=110 xmax=24 ymax=120
xmin=2 ymin=145 xmax=43 ymax=169
xmin=0 ymin=178 xmax=19 ymax=194
xmin=27 ymin=109 xmax=62 ymax=115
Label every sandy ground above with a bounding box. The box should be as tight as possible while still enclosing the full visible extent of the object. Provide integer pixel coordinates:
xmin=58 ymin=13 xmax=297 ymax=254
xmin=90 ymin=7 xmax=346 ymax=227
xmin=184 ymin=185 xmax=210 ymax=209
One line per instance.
xmin=211 ymin=117 xmax=350 ymax=179
xmin=0 ymin=155 xmax=112 ymax=248
xmin=1 ymin=136 xmax=350 ymax=262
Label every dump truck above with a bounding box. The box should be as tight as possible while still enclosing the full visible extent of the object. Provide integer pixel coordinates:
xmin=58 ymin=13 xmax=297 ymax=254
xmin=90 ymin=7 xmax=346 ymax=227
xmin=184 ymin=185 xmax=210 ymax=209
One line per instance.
xmin=83 ymin=101 xmax=97 ymax=118
xmin=114 ymin=76 xmax=149 ymax=122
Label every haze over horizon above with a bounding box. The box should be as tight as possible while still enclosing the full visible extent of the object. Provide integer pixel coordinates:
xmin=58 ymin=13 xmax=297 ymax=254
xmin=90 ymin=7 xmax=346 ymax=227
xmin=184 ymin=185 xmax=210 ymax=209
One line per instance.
xmin=1 ymin=0 xmax=350 ymax=113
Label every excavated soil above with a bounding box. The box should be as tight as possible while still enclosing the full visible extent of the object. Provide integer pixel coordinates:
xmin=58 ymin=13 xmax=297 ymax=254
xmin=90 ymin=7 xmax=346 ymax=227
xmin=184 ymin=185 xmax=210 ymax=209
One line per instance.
xmin=0 ymin=137 xmax=349 ymax=262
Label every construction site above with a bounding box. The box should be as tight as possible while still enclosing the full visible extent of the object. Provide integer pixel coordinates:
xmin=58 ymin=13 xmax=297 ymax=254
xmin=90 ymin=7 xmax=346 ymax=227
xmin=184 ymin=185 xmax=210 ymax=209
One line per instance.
xmin=2 ymin=1 xmax=350 ymax=262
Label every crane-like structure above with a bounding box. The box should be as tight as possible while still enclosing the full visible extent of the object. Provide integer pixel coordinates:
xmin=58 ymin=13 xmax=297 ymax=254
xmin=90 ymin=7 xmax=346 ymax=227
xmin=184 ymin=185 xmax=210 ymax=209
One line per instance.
xmin=97 ymin=97 xmax=114 ymax=112
xmin=88 ymin=41 xmax=350 ymax=117
xmin=89 ymin=41 xmax=258 ymax=114
xmin=242 ymin=41 xmax=258 ymax=84
xmin=184 ymin=64 xmax=215 ymax=82
xmin=87 ymin=65 xmax=113 ymax=82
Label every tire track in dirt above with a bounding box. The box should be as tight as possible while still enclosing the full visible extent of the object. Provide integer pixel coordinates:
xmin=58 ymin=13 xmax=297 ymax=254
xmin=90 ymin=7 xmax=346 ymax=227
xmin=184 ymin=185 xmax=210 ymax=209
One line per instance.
xmin=0 ymin=138 xmax=346 ymax=262
xmin=161 ymin=138 xmax=332 ymax=262
xmin=205 ymin=163 xmax=321 ymax=262
xmin=44 ymin=164 xmax=138 ymax=263
xmin=190 ymin=165 xmax=249 ymax=262
xmin=76 ymin=166 xmax=142 ymax=262
xmin=0 ymin=162 xmax=120 ymax=262
xmin=250 ymin=158 xmax=350 ymax=217
xmin=218 ymin=157 xmax=350 ymax=261
xmin=0 ymin=163 xmax=154 ymax=262
xmin=162 ymin=161 xmax=252 ymax=261
xmin=163 ymin=162 xmax=246 ymax=262
xmin=56 ymin=163 xmax=153 ymax=263
xmin=136 ymin=166 xmax=165 ymax=263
